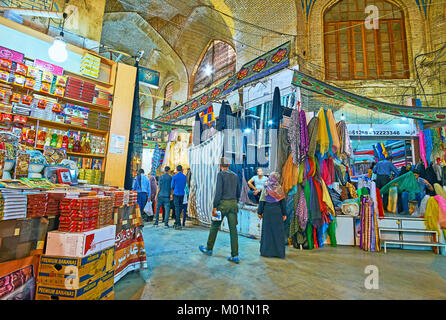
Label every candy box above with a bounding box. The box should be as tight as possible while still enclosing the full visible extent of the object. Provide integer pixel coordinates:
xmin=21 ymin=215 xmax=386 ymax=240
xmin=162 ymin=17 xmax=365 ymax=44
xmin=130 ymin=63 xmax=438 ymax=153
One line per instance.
xmin=37 ymin=246 xmax=115 ymax=289
xmin=15 ymin=63 xmax=27 ymax=76
xmin=0 ymin=59 xmax=12 ymax=72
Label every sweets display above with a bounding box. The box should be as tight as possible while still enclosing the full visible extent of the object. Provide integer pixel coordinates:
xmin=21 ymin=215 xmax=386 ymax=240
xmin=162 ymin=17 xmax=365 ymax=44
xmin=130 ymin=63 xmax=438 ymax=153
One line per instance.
xmin=58 ymin=197 xmax=99 ymax=232
xmin=26 ymin=192 xmax=48 ymax=218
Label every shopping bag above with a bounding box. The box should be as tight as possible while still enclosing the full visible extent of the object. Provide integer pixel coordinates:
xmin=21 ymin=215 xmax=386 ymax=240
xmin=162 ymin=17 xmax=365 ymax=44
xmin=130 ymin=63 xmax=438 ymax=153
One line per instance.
xmin=144 ymin=200 xmax=153 ymax=216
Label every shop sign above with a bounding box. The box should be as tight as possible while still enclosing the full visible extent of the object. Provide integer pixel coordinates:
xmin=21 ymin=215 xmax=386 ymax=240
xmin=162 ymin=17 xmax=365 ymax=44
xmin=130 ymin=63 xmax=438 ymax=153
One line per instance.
xmin=34 ymin=58 xmax=64 ymax=76
xmin=109 ymin=134 xmax=126 ymax=154
xmin=0 ymin=46 xmax=24 ymax=63
xmin=347 ymin=124 xmax=418 ymax=137
xmin=138 ymin=66 xmax=160 ymax=89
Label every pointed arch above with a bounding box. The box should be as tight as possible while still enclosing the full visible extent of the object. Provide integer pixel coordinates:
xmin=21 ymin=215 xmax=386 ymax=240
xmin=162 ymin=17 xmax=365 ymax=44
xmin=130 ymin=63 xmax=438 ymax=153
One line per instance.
xmin=189 ymin=39 xmax=236 ymax=96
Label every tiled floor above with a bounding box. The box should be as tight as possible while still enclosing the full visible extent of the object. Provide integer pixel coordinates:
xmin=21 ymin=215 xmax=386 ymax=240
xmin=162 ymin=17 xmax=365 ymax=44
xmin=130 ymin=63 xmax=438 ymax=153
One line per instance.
xmin=114 ymin=221 xmax=446 ymax=300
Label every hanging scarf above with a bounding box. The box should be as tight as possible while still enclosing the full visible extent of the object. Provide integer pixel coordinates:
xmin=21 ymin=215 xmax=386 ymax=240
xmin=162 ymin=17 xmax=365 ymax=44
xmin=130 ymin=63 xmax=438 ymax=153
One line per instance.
xmin=323 ymin=109 xmax=334 ymax=157
xmin=296 ymin=186 xmax=308 ymax=230
xmin=424 ymin=129 xmax=433 ymax=166
xmin=308 ymin=117 xmax=320 ymax=159
xmin=299 ymin=110 xmax=309 ymax=161
xmin=260 ymin=172 xmax=285 ymax=203
xmin=326 ymin=109 xmax=340 ymax=155
xmin=317 ymin=108 xmax=330 ymax=156
xmin=419 ymin=130 xmax=428 ymax=169
xmin=288 ymin=109 xmax=300 ymax=165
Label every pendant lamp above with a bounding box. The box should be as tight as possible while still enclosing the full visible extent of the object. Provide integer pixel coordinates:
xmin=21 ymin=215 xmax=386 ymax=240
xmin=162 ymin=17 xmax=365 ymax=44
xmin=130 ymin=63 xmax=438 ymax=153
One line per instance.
xmin=48 ymin=12 xmax=68 ymax=63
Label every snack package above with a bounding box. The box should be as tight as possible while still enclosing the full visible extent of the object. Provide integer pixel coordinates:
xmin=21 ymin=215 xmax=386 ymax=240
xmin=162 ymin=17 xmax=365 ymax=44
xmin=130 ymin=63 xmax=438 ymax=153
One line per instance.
xmin=2 ymin=113 xmax=12 ymax=123
xmin=0 ymin=89 xmax=6 ymax=100
xmin=13 ymin=115 xmax=27 ymax=125
xmin=15 ymin=63 xmax=28 ymax=76
xmin=0 ymin=58 xmax=12 ymax=72
xmin=22 ymin=95 xmax=33 ymax=105
xmin=0 ymin=149 xmax=5 ymax=178
xmin=11 ymin=93 xmax=21 ymax=103
xmin=25 ymin=78 xmax=36 ymax=89
xmin=15 ymin=150 xmax=30 ymax=177
xmin=41 ymin=71 xmax=53 ymax=83
xmin=56 ymin=76 xmax=67 ymax=87
xmin=13 ymin=74 xmax=26 ymax=86
xmin=52 ymin=103 xmax=63 ymax=113
xmin=0 ymin=70 xmax=10 ymax=82
xmin=43 ymin=147 xmax=66 ymax=165
xmin=27 ymin=66 xmax=39 ymax=79
xmin=40 ymin=82 xmax=51 ymax=93
xmin=37 ymin=99 xmax=47 ymax=109
xmin=54 ymin=86 xmax=65 ymax=97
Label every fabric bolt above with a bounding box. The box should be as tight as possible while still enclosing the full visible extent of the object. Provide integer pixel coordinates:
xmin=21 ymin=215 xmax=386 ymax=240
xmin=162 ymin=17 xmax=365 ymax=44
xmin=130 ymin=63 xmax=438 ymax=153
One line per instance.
xmin=188 ymin=131 xmax=224 ymax=226
xmin=380 ymin=171 xmax=420 ymax=195
xmin=424 ymin=129 xmax=433 ymax=166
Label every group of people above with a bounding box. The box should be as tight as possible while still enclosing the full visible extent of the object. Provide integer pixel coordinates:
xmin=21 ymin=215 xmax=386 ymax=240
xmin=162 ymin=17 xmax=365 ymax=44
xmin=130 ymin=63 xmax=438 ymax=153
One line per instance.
xmin=199 ymin=159 xmax=288 ymax=264
xmin=370 ymin=156 xmax=435 ymax=214
xmin=132 ymin=165 xmax=190 ymax=230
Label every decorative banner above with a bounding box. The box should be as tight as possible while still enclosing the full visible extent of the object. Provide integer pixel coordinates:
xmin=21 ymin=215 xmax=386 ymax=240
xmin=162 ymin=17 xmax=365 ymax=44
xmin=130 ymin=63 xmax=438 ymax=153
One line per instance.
xmin=291 ymin=71 xmax=446 ymax=122
xmin=138 ymin=66 xmax=160 ymax=89
xmin=347 ymin=124 xmax=418 ymax=137
xmin=141 ymin=117 xmax=192 ymax=133
xmin=155 ymin=41 xmax=291 ymax=123
xmin=143 ymin=140 xmax=167 ymax=149
xmin=0 ymin=46 xmax=24 ymax=63
xmin=114 ymin=226 xmax=147 ymax=284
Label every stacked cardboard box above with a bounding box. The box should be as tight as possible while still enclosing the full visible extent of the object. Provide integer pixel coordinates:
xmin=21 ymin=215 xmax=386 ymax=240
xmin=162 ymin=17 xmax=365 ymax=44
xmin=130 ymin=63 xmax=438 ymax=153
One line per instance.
xmin=58 ymin=197 xmax=99 ymax=232
xmin=36 ymin=245 xmax=115 ymax=300
xmin=80 ymin=53 xmax=101 ymax=79
xmin=26 ymin=193 xmax=48 ymax=218
xmin=81 ymin=81 xmax=95 ymax=103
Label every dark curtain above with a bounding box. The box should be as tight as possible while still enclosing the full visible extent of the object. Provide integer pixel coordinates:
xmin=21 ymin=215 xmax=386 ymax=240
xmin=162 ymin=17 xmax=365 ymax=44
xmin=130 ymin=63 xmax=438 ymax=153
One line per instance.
xmin=124 ymin=63 xmax=143 ymax=190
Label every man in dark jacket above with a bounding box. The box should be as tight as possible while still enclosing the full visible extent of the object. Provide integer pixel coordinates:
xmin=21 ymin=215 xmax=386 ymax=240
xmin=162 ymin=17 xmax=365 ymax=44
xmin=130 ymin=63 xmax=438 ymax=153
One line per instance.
xmin=199 ymin=158 xmax=241 ymax=264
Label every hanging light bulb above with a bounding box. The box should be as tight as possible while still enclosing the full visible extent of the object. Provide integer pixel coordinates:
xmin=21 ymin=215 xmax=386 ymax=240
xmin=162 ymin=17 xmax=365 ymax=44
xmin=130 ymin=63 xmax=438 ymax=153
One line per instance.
xmin=150 ymin=124 xmax=156 ymax=129
xmin=267 ymin=120 xmax=273 ymax=125
xmin=341 ymin=113 xmax=345 ymax=121
xmin=244 ymin=128 xmax=251 ymax=134
xmin=402 ymin=117 xmax=407 ymax=121
xmin=48 ymin=13 xmax=68 ymax=63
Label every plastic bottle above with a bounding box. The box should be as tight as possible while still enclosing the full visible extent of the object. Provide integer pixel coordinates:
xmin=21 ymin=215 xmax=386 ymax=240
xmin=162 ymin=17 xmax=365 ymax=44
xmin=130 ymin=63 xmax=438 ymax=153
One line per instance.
xmin=44 ymin=128 xmax=52 ymax=147
xmin=50 ymin=130 xmax=58 ymax=147
xmin=36 ymin=129 xmax=47 ymax=149
xmin=56 ymin=130 xmax=64 ymax=148
xmin=85 ymin=133 xmax=91 ymax=154
xmin=67 ymin=131 xmax=74 ymax=151
xmin=61 ymin=132 xmax=69 ymax=149
xmin=73 ymin=131 xmax=81 ymax=153
xmin=27 ymin=126 xmax=36 ymax=147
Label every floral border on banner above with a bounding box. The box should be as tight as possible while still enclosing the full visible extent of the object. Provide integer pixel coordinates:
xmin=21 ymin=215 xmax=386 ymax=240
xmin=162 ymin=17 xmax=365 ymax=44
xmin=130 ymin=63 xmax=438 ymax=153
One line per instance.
xmin=291 ymin=70 xmax=446 ymax=122
xmin=141 ymin=117 xmax=192 ymax=133
xmin=155 ymin=41 xmax=291 ymax=124
xmin=143 ymin=140 xmax=167 ymax=149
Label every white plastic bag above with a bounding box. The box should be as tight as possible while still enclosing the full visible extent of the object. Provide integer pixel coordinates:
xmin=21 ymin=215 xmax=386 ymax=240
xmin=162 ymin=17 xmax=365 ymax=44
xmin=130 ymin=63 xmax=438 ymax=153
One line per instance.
xmin=144 ymin=200 xmax=153 ymax=216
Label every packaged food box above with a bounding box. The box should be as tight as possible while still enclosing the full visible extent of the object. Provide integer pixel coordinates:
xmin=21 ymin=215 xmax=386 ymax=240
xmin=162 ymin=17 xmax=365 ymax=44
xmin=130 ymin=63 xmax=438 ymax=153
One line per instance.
xmin=45 ymin=224 xmax=116 ymax=257
xmin=37 ymin=246 xmax=115 ymax=289
xmin=35 ymin=276 xmax=102 ymax=300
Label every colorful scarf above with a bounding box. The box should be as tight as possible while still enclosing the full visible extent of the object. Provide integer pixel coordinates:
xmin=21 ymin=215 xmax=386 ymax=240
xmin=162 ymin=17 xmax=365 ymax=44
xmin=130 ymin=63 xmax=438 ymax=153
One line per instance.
xmin=289 ymin=109 xmax=300 ymax=165
xmin=299 ymin=110 xmax=309 ymax=161
xmin=326 ymin=109 xmax=340 ymax=155
xmin=260 ymin=172 xmax=285 ymax=203
xmin=317 ymin=108 xmax=330 ymax=156
xmin=308 ymin=117 xmax=320 ymax=158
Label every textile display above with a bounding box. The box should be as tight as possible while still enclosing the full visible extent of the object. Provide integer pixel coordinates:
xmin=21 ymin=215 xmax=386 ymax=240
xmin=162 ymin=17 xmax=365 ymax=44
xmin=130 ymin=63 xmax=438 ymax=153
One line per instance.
xmin=156 ymin=41 xmax=291 ymax=123
xmin=0 ymin=255 xmax=39 ymax=300
xmin=359 ymin=196 xmax=380 ymax=252
xmin=188 ymin=132 xmax=224 ymax=226
xmin=291 ymin=70 xmax=446 ymax=121
xmin=114 ymin=226 xmax=147 ymax=284
xmin=150 ymin=143 xmax=163 ymax=176
xmin=200 ymin=106 xmax=216 ymax=127
xmin=142 ymin=148 xmax=154 ymax=175
xmin=336 ymin=120 xmax=352 ymax=157
xmin=187 ymin=179 xmax=198 ymax=219
xmin=387 ymin=186 xmax=398 ymax=213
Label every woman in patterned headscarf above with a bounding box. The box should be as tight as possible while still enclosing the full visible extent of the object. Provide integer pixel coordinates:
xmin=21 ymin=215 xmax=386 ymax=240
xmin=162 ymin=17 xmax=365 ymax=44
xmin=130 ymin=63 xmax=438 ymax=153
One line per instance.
xmin=257 ymin=172 xmax=287 ymax=259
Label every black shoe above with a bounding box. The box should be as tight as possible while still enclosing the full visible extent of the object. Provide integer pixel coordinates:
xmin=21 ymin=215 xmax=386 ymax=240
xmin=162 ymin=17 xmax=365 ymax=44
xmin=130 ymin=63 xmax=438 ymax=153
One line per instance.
xmin=164 ymin=225 xmax=170 ymax=228
xmin=153 ymin=222 xmax=159 ymax=226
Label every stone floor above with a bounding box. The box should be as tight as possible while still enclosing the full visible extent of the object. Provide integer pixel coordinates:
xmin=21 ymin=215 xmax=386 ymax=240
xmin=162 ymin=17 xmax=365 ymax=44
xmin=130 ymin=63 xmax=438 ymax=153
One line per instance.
xmin=114 ymin=220 xmax=446 ymax=300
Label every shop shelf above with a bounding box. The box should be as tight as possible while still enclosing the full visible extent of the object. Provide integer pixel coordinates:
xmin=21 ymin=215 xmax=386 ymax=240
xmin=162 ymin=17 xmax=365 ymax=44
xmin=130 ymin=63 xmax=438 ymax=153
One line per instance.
xmin=0 ymin=110 xmax=108 ymax=135
xmin=35 ymin=147 xmax=105 ymax=158
xmin=63 ymin=70 xmax=113 ymax=88
xmin=6 ymin=82 xmax=112 ymax=113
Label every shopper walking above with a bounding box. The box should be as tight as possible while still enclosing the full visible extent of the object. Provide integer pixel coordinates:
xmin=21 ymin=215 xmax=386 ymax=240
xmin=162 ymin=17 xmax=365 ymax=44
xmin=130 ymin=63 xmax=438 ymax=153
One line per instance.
xmin=132 ymin=169 xmax=151 ymax=222
xmin=199 ymin=158 xmax=241 ymax=264
xmin=257 ymin=172 xmax=287 ymax=259
xmin=373 ymin=156 xmax=400 ymax=189
xmin=247 ymin=168 xmax=268 ymax=204
xmin=153 ymin=166 xmax=172 ymax=227
xmin=171 ymin=165 xmax=187 ymax=230
xmin=180 ymin=184 xmax=189 ymax=227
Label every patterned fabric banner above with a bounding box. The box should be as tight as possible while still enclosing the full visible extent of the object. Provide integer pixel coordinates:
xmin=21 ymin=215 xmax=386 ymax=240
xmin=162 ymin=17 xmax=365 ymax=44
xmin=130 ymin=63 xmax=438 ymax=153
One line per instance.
xmin=143 ymin=140 xmax=167 ymax=149
xmin=291 ymin=71 xmax=446 ymax=122
xmin=155 ymin=41 xmax=291 ymax=123
xmin=141 ymin=117 xmax=192 ymax=133
xmin=188 ymin=132 xmax=224 ymax=227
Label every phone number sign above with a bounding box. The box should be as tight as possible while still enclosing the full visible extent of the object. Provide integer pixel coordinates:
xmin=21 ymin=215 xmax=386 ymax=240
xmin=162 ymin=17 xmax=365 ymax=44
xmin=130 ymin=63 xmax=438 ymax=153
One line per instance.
xmin=347 ymin=124 xmax=417 ymax=137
